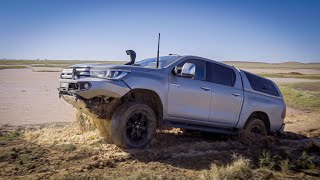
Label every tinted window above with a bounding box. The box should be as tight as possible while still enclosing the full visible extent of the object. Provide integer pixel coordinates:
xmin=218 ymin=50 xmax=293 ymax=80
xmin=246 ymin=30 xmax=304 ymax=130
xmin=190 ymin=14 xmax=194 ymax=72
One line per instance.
xmin=206 ymin=62 xmax=236 ymax=86
xmin=244 ymin=71 xmax=280 ymax=96
xmin=176 ymin=59 xmax=206 ymax=80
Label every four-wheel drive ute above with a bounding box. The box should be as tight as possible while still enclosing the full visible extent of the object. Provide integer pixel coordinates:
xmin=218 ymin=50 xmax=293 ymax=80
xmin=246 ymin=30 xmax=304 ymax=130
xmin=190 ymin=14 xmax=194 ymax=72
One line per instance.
xmin=58 ymin=53 xmax=286 ymax=148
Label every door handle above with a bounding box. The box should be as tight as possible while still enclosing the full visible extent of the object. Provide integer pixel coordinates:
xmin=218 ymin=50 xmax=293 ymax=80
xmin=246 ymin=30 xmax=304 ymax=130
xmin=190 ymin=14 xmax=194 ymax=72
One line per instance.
xmin=232 ymin=93 xmax=240 ymax=96
xmin=201 ymin=87 xmax=211 ymax=91
xmin=170 ymin=83 xmax=180 ymax=88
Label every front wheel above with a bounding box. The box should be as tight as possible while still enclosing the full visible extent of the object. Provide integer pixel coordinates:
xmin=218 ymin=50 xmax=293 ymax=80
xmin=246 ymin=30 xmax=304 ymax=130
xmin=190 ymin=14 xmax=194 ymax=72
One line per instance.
xmin=111 ymin=102 xmax=157 ymax=148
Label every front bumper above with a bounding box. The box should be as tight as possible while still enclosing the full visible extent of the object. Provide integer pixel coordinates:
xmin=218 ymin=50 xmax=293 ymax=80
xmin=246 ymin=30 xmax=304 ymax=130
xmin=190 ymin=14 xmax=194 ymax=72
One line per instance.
xmin=61 ymin=94 xmax=101 ymax=120
xmin=62 ymin=94 xmax=86 ymax=110
xmin=58 ymin=78 xmax=131 ymax=99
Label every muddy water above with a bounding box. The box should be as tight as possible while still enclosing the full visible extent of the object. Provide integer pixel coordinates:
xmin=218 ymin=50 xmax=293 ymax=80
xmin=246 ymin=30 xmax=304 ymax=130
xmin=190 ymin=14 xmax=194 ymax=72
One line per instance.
xmin=0 ymin=69 xmax=74 ymax=126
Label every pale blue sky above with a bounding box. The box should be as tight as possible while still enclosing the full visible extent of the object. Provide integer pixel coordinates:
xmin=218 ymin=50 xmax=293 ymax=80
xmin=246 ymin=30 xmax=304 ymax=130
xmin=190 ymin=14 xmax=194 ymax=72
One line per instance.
xmin=0 ymin=0 xmax=319 ymax=62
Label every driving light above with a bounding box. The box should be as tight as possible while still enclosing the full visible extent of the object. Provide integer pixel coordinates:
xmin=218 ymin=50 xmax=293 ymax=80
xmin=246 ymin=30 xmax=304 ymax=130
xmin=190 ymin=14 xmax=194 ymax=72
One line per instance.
xmin=90 ymin=69 xmax=129 ymax=80
xmin=83 ymin=82 xmax=90 ymax=89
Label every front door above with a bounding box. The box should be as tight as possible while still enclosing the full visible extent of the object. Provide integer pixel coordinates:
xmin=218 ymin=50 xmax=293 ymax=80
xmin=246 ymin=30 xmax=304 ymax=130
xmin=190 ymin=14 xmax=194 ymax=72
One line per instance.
xmin=167 ymin=59 xmax=212 ymax=121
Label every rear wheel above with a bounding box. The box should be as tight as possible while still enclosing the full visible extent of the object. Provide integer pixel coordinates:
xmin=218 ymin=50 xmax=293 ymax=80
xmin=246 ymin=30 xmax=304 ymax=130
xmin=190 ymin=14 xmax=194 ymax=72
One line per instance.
xmin=245 ymin=118 xmax=268 ymax=135
xmin=240 ymin=118 xmax=268 ymax=142
xmin=111 ymin=102 xmax=157 ymax=148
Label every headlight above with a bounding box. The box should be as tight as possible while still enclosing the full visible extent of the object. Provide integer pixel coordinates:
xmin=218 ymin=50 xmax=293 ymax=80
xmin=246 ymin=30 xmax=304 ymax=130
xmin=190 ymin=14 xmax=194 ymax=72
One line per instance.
xmin=90 ymin=69 xmax=129 ymax=80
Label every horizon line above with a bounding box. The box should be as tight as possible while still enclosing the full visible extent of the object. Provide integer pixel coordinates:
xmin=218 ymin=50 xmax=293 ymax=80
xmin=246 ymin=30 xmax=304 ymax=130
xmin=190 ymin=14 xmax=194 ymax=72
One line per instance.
xmin=0 ymin=58 xmax=319 ymax=64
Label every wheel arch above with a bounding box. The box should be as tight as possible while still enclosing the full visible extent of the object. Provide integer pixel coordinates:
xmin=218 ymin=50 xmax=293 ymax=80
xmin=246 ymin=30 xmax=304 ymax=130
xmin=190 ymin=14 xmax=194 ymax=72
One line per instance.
xmin=245 ymin=111 xmax=270 ymax=133
xmin=122 ymin=88 xmax=163 ymax=127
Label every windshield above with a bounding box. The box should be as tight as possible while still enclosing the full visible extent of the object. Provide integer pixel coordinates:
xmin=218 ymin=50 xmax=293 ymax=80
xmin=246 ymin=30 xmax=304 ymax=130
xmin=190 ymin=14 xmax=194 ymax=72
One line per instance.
xmin=134 ymin=56 xmax=181 ymax=68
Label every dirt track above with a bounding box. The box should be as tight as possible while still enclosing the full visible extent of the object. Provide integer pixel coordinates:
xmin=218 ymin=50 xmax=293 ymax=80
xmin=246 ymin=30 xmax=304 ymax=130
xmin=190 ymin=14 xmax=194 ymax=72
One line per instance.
xmin=0 ymin=69 xmax=74 ymax=126
xmin=1 ymin=122 xmax=319 ymax=179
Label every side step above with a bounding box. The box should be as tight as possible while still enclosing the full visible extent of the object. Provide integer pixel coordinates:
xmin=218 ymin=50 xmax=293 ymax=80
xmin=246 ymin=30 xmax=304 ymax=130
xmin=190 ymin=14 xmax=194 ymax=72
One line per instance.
xmin=163 ymin=120 xmax=238 ymax=135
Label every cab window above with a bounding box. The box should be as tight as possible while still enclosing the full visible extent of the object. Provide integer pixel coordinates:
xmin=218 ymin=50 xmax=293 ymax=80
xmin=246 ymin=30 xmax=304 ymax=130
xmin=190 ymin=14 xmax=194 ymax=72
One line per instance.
xmin=206 ymin=62 xmax=236 ymax=86
xmin=244 ymin=71 xmax=280 ymax=96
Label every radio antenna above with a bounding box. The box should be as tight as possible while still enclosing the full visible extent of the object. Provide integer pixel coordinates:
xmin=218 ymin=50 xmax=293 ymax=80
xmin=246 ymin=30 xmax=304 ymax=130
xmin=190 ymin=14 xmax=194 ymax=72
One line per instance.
xmin=156 ymin=33 xmax=160 ymax=68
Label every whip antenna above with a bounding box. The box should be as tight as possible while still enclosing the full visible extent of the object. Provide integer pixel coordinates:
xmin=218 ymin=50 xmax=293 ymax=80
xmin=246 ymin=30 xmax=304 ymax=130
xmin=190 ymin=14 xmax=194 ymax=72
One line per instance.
xmin=156 ymin=33 xmax=160 ymax=68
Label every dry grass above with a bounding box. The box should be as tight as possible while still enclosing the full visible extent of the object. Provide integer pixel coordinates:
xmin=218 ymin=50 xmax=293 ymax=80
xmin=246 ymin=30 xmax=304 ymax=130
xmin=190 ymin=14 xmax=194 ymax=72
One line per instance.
xmin=296 ymin=151 xmax=315 ymax=169
xmin=0 ymin=65 xmax=28 ymax=69
xmin=201 ymin=156 xmax=253 ymax=180
xmin=278 ymin=82 xmax=320 ymax=109
xmin=258 ymin=73 xmax=320 ymax=79
xmin=24 ymin=124 xmax=104 ymax=146
xmin=23 ymin=111 xmax=114 ymax=151
xmin=280 ymin=159 xmax=290 ymax=175
xmin=200 ymin=150 xmax=317 ymax=180
xmin=258 ymin=151 xmax=276 ymax=170
xmin=124 ymin=170 xmax=166 ymax=180
xmin=224 ymin=61 xmax=320 ymax=70
xmin=4 ymin=124 xmax=320 ymax=179
xmin=0 ymin=132 xmax=20 ymax=141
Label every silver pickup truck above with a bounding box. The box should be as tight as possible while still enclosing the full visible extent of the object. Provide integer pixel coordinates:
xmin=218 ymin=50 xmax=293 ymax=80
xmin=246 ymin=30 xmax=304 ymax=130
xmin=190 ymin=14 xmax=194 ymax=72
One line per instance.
xmin=58 ymin=53 xmax=286 ymax=148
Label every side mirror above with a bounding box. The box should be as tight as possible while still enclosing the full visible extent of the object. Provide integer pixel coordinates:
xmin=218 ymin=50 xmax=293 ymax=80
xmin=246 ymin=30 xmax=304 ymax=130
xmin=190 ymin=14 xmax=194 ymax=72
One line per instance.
xmin=181 ymin=63 xmax=195 ymax=78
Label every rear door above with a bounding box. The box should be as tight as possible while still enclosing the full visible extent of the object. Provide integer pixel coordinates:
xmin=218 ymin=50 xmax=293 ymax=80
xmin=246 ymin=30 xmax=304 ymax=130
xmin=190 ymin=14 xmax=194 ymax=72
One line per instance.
xmin=207 ymin=62 xmax=243 ymax=126
xmin=167 ymin=59 xmax=212 ymax=121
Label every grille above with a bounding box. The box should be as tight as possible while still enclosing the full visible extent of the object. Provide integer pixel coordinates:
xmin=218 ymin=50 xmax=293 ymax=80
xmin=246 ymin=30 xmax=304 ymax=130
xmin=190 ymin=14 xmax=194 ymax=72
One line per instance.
xmin=60 ymin=67 xmax=90 ymax=79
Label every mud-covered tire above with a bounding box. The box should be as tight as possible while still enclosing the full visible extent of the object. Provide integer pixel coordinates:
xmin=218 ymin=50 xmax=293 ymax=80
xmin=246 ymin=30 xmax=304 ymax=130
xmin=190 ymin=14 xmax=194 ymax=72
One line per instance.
xmin=239 ymin=118 xmax=268 ymax=143
xmin=244 ymin=118 xmax=268 ymax=135
xmin=111 ymin=102 xmax=157 ymax=149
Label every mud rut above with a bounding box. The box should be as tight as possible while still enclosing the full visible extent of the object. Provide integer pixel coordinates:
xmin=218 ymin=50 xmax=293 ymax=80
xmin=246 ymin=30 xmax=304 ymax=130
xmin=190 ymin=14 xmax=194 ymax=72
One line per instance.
xmin=1 ymin=112 xmax=319 ymax=179
xmin=75 ymin=110 xmax=320 ymax=171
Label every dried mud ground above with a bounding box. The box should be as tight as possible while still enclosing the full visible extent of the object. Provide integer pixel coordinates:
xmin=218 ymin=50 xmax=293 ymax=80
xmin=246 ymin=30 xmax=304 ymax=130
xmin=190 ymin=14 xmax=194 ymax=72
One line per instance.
xmin=0 ymin=69 xmax=320 ymax=179
xmin=1 ymin=121 xmax=320 ymax=179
